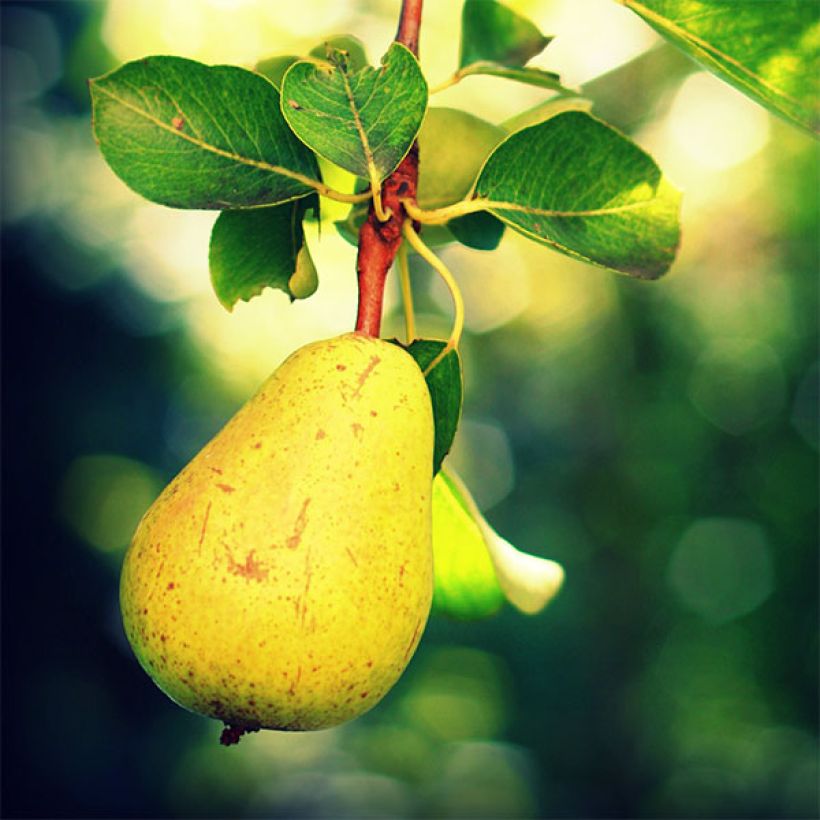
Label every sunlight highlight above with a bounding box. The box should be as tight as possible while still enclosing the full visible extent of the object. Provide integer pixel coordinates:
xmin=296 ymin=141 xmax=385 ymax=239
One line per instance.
xmin=666 ymin=72 xmax=771 ymax=171
xmin=102 ymin=0 xmax=353 ymax=65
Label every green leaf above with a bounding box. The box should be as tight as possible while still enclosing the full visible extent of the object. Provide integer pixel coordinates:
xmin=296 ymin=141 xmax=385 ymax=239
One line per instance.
xmin=458 ymin=61 xmax=569 ymax=92
xmin=432 ymin=471 xmax=505 ymax=620
xmin=90 ymin=56 xmax=320 ymax=210
xmin=255 ymin=36 xmax=369 ymax=92
xmin=404 ymin=340 xmax=462 ymax=476
xmin=432 ymin=468 xmax=565 ymax=619
xmin=414 ymin=108 xmax=506 ymax=251
xmin=502 ymin=96 xmax=593 ymax=133
xmin=309 ymin=35 xmax=369 ymax=72
xmin=460 ymin=0 xmax=550 ymax=68
xmin=417 ymin=108 xmax=505 ymax=209
xmin=281 ymin=42 xmax=427 ymax=184
xmin=621 ymin=0 xmax=820 ymax=134
xmin=209 ymin=197 xmax=317 ymax=309
xmin=455 ymin=0 xmax=573 ymax=93
xmin=448 ymin=211 xmax=505 ymax=251
xmin=475 ymin=111 xmax=681 ymax=279
xmin=254 ymin=55 xmax=299 ymax=90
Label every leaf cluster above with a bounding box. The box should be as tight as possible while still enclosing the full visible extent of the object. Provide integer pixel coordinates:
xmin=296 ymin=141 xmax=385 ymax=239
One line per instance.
xmin=89 ymin=0 xmax=818 ymax=620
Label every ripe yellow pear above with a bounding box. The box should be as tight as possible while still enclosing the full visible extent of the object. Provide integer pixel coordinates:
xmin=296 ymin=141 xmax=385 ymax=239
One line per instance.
xmin=120 ymin=332 xmax=434 ymax=733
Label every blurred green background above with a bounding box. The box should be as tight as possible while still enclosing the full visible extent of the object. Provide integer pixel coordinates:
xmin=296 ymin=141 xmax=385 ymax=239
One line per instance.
xmin=2 ymin=1 xmax=817 ymax=817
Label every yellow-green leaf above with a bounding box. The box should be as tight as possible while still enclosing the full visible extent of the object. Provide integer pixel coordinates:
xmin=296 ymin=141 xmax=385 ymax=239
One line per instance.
xmin=433 ymin=468 xmax=565 ymax=619
xmin=621 ymin=0 xmax=820 ymax=134
xmin=475 ymin=111 xmax=682 ymax=279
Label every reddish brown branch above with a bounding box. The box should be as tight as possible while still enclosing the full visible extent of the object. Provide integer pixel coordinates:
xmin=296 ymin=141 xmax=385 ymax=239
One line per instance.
xmin=354 ymin=0 xmax=423 ymax=337
xmin=396 ymin=0 xmax=423 ymax=57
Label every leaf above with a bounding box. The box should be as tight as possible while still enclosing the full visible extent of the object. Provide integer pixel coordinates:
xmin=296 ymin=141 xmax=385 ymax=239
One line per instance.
xmin=458 ymin=61 xmax=569 ymax=93
xmin=281 ymin=42 xmax=428 ymax=185
xmin=256 ymin=36 xmax=370 ymax=92
xmin=404 ymin=340 xmax=462 ymax=476
xmin=309 ymin=35 xmax=369 ymax=72
xmin=433 ymin=468 xmax=565 ymax=619
xmin=254 ymin=55 xmax=299 ymax=90
xmin=417 ymin=108 xmax=505 ymax=209
xmin=413 ymin=108 xmax=506 ymax=251
xmin=209 ymin=197 xmax=317 ymax=309
xmin=502 ymin=96 xmax=593 ymax=133
xmin=90 ymin=56 xmax=320 ymax=210
xmin=432 ymin=471 xmax=505 ymax=620
xmin=456 ymin=0 xmax=573 ymax=93
xmin=474 ymin=111 xmax=681 ymax=279
xmin=620 ymin=0 xmax=820 ymax=134
xmin=460 ymin=0 xmax=550 ymax=69
xmin=448 ymin=211 xmax=505 ymax=251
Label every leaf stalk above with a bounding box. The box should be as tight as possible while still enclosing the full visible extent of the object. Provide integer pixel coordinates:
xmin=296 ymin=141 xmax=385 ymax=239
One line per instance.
xmin=401 ymin=221 xmax=464 ymax=375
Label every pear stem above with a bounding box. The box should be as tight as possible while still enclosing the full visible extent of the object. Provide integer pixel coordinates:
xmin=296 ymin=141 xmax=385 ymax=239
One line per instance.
xmin=354 ymin=0 xmax=424 ymax=337
xmin=219 ymin=723 xmax=260 ymax=746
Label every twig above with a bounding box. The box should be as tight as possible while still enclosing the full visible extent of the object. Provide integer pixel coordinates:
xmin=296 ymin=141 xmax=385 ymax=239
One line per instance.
xmin=354 ymin=0 xmax=424 ymax=336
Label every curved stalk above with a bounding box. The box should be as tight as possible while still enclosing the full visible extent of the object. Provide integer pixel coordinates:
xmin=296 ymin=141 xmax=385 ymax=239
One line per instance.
xmin=371 ymin=182 xmax=392 ymax=221
xmin=313 ymin=182 xmax=372 ymax=204
xmin=401 ymin=221 xmax=464 ymax=375
xmin=401 ymin=197 xmax=489 ymax=225
xmin=397 ymin=242 xmax=416 ymax=344
xmin=428 ymin=72 xmax=462 ymax=95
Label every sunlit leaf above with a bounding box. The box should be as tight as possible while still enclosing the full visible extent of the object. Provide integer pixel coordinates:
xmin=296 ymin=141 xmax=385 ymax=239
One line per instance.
xmin=90 ymin=56 xmax=320 ymax=209
xmin=502 ymin=96 xmax=593 ymax=132
xmin=309 ymin=35 xmax=369 ymax=72
xmin=458 ymin=62 xmax=569 ymax=92
xmin=621 ymin=0 xmax=820 ymax=134
xmin=255 ymin=36 xmax=369 ymax=92
xmin=432 ymin=471 xmax=505 ymax=620
xmin=433 ymin=468 xmax=565 ymax=618
xmin=281 ymin=42 xmax=427 ymax=183
xmin=456 ymin=0 xmax=572 ymax=93
xmin=475 ymin=111 xmax=681 ymax=279
xmin=404 ymin=340 xmax=462 ymax=475
xmin=460 ymin=0 xmax=550 ymax=69
xmin=254 ymin=55 xmax=298 ymax=89
xmin=209 ymin=197 xmax=318 ymax=310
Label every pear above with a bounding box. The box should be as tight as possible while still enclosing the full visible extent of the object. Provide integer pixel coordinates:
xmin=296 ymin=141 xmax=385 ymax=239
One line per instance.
xmin=120 ymin=332 xmax=434 ymax=732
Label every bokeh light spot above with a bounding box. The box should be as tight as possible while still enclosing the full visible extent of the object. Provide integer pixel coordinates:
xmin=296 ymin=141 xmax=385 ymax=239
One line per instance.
xmin=448 ymin=418 xmax=515 ymax=511
xmin=400 ymin=647 xmax=508 ymax=743
xmin=688 ymin=337 xmax=786 ymax=435
xmin=59 ymin=454 xmax=162 ymax=552
xmin=666 ymin=71 xmax=770 ymax=171
xmin=667 ymin=517 xmax=774 ymax=623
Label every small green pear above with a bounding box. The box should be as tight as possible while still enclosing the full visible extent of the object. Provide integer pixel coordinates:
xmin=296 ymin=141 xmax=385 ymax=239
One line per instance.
xmin=120 ymin=333 xmax=434 ymax=732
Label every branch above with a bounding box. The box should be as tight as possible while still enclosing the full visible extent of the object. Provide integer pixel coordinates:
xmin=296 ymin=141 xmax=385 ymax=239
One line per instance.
xmin=354 ymin=0 xmax=424 ymax=337
xmin=396 ymin=0 xmax=423 ymax=57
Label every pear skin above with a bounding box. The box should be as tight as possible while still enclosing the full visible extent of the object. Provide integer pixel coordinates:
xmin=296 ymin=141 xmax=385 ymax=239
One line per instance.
xmin=120 ymin=333 xmax=434 ymax=731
